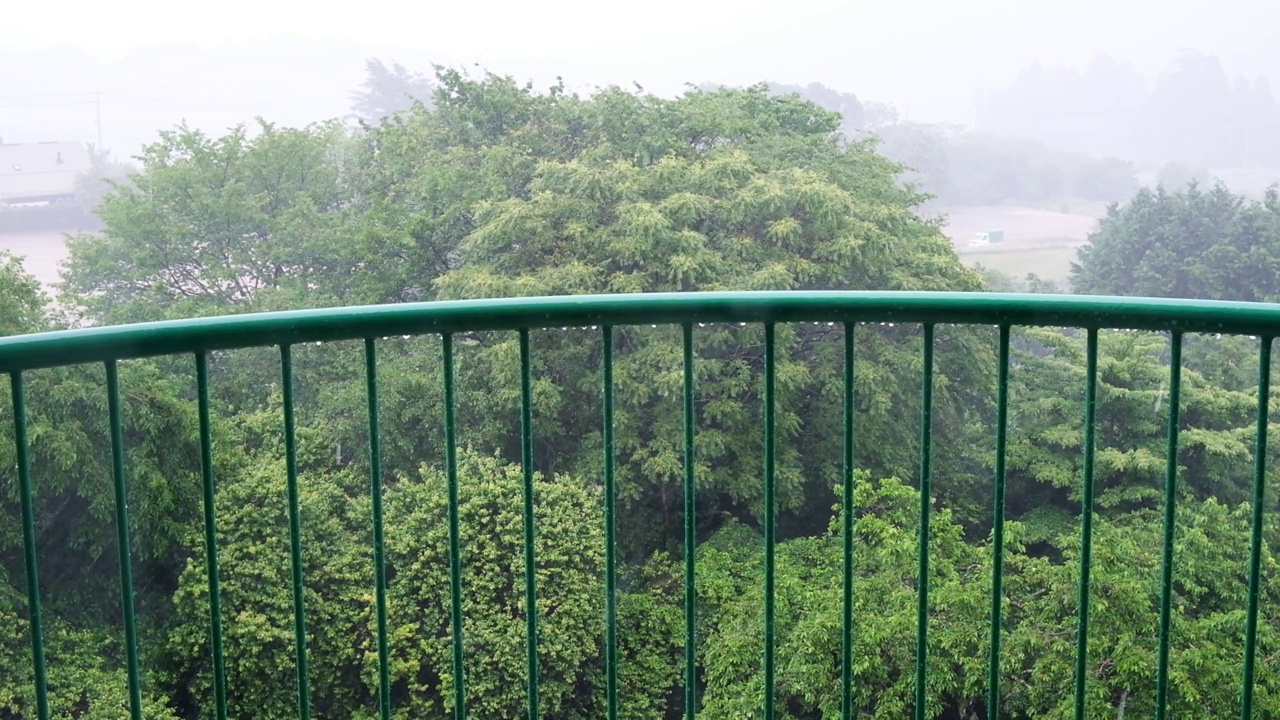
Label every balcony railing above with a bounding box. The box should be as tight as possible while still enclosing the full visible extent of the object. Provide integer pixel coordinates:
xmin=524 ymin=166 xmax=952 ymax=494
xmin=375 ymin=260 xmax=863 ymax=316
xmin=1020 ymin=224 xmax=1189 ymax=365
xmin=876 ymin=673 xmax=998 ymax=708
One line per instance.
xmin=2 ymin=290 xmax=1278 ymax=720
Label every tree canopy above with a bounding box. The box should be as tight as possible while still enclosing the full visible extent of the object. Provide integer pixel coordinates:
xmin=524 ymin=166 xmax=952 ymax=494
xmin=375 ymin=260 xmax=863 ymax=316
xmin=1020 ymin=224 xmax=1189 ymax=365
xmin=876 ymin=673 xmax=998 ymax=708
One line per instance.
xmin=4 ymin=64 xmax=1280 ymax=720
xmin=350 ymin=58 xmax=436 ymax=122
xmin=1072 ymin=182 xmax=1280 ymax=302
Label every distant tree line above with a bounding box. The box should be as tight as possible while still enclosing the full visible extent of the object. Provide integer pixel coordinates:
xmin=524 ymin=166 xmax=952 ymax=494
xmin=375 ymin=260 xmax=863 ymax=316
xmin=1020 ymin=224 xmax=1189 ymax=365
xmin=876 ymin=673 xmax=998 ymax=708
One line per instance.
xmin=747 ymin=81 xmax=1139 ymax=208
xmin=980 ymin=50 xmax=1280 ymax=171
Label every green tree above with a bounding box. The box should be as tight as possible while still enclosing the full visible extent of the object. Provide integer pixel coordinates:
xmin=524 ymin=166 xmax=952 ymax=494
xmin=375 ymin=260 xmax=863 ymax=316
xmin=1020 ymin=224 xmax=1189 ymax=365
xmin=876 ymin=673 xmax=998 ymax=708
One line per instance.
xmin=696 ymin=474 xmax=989 ymax=719
xmin=0 ymin=256 xmax=196 ymax=718
xmin=163 ymin=417 xmax=679 ymax=720
xmin=350 ymin=58 xmax=435 ymax=123
xmin=61 ymin=120 xmax=355 ymax=324
xmin=385 ymin=452 xmax=679 ymax=719
xmin=0 ymin=251 xmax=46 ymax=337
xmin=1072 ymin=183 xmax=1280 ymax=302
xmin=74 ymin=149 xmax=137 ymax=220
xmin=1002 ymin=501 xmax=1280 ymax=719
xmin=1002 ymin=328 xmax=1268 ymax=527
xmin=423 ymin=78 xmax=992 ymax=547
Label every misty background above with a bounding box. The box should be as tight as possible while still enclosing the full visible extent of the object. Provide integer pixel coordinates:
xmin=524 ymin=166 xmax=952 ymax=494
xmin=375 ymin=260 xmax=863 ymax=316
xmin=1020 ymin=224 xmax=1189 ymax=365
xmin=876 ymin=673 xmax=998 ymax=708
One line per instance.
xmin=4 ymin=0 xmax=1279 ymax=158
xmin=13 ymin=4 xmax=1280 ymax=719
xmin=4 ymin=0 xmax=1280 ymax=287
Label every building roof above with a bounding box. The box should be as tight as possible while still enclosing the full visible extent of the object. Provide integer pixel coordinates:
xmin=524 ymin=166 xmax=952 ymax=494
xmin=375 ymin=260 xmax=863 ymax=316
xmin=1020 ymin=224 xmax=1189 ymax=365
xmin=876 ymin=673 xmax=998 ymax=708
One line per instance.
xmin=0 ymin=142 xmax=93 ymax=203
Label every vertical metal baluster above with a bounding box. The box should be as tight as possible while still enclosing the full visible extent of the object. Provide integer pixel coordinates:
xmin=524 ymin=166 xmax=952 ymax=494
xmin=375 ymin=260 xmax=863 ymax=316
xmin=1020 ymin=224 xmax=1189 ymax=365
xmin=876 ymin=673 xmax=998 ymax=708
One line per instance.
xmin=763 ymin=324 xmax=777 ymax=720
xmin=442 ymin=334 xmax=467 ymax=720
xmin=1155 ymin=333 xmax=1183 ymax=720
xmin=987 ymin=326 xmax=1010 ymax=720
xmin=1240 ymin=336 xmax=1271 ymax=720
xmin=602 ymin=327 xmax=619 ymax=720
xmin=683 ymin=323 xmax=698 ymax=720
xmin=279 ymin=345 xmax=311 ymax=720
xmin=364 ymin=340 xmax=392 ymax=720
xmin=914 ymin=325 xmax=935 ymax=720
xmin=106 ymin=360 xmax=143 ymax=720
xmin=1073 ymin=329 xmax=1099 ymax=720
xmin=11 ymin=372 xmax=50 ymax=720
xmin=518 ymin=329 xmax=540 ymax=720
xmin=195 ymin=353 xmax=228 ymax=720
xmin=841 ymin=325 xmax=855 ymax=720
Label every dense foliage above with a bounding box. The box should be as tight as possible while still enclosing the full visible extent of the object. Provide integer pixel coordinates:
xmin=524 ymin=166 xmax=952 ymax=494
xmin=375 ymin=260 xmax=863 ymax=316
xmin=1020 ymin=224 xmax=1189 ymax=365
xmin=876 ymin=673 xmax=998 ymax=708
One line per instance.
xmin=1072 ymin=183 xmax=1280 ymax=302
xmin=3 ymin=64 xmax=1280 ymax=719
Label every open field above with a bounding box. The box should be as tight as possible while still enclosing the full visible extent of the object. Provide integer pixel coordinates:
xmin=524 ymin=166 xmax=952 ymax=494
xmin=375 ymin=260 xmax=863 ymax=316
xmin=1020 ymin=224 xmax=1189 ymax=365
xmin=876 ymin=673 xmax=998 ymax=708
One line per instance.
xmin=939 ymin=204 xmax=1101 ymax=246
xmin=958 ymin=243 xmax=1079 ymax=285
xmin=939 ymin=204 xmax=1100 ymax=287
xmin=0 ymin=232 xmax=70 ymax=290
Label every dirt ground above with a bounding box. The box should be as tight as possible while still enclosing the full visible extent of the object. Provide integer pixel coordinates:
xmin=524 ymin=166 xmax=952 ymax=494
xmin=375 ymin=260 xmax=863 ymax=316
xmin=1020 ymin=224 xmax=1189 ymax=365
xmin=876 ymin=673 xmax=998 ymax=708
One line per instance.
xmin=0 ymin=232 xmax=70 ymax=291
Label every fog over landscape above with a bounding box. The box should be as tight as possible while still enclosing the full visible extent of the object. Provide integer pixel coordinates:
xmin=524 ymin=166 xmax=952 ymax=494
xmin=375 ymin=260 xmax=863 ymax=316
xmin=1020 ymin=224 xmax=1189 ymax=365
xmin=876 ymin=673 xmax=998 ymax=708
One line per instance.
xmin=5 ymin=0 xmax=1280 ymax=290
xmin=11 ymin=4 xmax=1280 ymax=719
xmin=4 ymin=0 xmax=1279 ymax=151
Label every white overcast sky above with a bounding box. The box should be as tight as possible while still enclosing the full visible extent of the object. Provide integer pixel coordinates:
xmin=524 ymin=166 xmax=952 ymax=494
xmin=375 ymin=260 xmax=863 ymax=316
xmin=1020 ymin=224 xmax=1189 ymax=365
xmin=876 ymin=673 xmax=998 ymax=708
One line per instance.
xmin=3 ymin=0 xmax=1279 ymax=149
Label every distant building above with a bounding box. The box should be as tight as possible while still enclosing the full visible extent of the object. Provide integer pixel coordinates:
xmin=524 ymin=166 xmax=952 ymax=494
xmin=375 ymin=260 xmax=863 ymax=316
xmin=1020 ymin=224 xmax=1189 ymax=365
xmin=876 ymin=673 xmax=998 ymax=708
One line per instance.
xmin=0 ymin=141 xmax=93 ymax=206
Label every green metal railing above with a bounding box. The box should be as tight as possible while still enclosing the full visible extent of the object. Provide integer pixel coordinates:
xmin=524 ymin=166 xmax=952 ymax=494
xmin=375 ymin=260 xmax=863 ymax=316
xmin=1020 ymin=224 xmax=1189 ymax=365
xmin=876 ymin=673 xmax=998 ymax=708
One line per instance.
xmin=3 ymin=290 xmax=1279 ymax=720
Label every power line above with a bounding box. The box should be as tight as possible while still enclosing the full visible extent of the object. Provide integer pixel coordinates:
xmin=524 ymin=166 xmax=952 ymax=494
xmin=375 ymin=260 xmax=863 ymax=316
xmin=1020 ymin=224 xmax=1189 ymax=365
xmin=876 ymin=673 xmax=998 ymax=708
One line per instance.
xmin=0 ymin=91 xmax=98 ymax=101
xmin=1 ymin=92 xmax=345 ymax=114
xmin=95 ymin=90 xmax=103 ymax=151
xmin=0 ymin=100 xmax=97 ymax=109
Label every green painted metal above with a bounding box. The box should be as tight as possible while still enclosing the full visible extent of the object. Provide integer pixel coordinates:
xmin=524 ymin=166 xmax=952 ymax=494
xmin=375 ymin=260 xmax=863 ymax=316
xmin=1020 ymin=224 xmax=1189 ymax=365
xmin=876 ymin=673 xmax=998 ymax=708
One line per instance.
xmin=763 ymin=324 xmax=777 ymax=720
xmin=518 ymin=329 xmax=540 ymax=720
xmin=364 ymin=340 xmax=392 ymax=720
xmin=279 ymin=345 xmax=311 ymax=720
xmin=195 ymin=353 xmax=228 ymax=720
xmin=8 ymin=292 xmax=1280 ymax=719
xmin=602 ymin=326 xmax=619 ymax=720
xmin=987 ymin=325 xmax=1010 ymax=720
xmin=14 ymin=292 xmax=1280 ymax=373
xmin=914 ymin=325 xmax=934 ymax=720
xmin=442 ymin=334 xmax=467 ymax=720
xmin=1240 ymin=337 xmax=1272 ymax=720
xmin=841 ymin=325 xmax=855 ymax=720
xmin=10 ymin=372 xmax=50 ymax=720
xmin=682 ymin=322 xmax=697 ymax=720
xmin=106 ymin=360 xmax=144 ymax=720
xmin=1073 ymin=329 xmax=1099 ymax=720
xmin=1155 ymin=333 xmax=1182 ymax=720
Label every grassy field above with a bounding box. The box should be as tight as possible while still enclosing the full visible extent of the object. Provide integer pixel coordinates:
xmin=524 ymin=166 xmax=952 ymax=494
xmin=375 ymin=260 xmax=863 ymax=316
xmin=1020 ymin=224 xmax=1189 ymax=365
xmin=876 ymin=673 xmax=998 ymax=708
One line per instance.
xmin=958 ymin=243 xmax=1079 ymax=286
xmin=938 ymin=204 xmax=1098 ymax=288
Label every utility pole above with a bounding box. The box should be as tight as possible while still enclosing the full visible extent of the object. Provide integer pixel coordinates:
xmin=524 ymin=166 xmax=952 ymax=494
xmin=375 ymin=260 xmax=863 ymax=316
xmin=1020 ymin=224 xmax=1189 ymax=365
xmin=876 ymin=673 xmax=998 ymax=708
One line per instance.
xmin=94 ymin=89 xmax=103 ymax=153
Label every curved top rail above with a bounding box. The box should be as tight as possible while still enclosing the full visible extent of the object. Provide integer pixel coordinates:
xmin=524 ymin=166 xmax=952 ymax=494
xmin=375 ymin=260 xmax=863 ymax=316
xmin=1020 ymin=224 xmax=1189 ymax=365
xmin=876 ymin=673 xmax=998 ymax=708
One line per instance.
xmin=2 ymin=291 xmax=1279 ymax=373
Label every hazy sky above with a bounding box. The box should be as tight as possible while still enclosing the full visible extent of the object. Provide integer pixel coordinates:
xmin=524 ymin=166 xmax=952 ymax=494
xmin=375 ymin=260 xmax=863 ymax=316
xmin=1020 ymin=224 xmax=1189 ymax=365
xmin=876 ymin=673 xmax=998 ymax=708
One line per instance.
xmin=4 ymin=0 xmax=1279 ymax=151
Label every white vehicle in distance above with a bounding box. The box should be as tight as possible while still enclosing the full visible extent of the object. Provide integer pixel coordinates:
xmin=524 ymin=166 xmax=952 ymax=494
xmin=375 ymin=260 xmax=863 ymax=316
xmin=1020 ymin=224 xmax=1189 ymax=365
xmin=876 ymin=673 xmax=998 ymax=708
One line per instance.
xmin=968 ymin=230 xmax=1004 ymax=247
